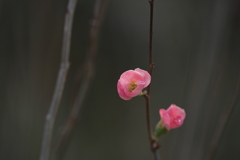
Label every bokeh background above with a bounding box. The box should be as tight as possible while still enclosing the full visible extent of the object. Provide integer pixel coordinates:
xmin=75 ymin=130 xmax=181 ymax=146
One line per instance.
xmin=1 ymin=0 xmax=240 ymax=160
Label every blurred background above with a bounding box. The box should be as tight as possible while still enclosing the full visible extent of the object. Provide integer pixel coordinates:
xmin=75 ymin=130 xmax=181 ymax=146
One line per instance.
xmin=0 ymin=0 xmax=240 ymax=160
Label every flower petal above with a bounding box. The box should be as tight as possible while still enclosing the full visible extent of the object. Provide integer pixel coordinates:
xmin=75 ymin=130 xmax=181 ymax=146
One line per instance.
xmin=159 ymin=104 xmax=186 ymax=130
xmin=120 ymin=70 xmax=144 ymax=83
xmin=134 ymin=68 xmax=151 ymax=87
xmin=159 ymin=109 xmax=171 ymax=130
xmin=117 ymin=81 xmax=132 ymax=100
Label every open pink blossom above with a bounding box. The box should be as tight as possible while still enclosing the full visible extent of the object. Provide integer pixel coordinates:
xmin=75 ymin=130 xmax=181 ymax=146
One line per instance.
xmin=159 ymin=104 xmax=186 ymax=130
xmin=117 ymin=68 xmax=151 ymax=100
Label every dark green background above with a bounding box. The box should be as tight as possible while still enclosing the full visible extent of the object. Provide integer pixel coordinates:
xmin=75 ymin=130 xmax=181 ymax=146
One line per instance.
xmin=0 ymin=0 xmax=240 ymax=159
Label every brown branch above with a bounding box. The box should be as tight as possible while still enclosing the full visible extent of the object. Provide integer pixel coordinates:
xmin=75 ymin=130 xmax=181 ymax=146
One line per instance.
xmin=144 ymin=94 xmax=153 ymax=145
xmin=144 ymin=94 xmax=160 ymax=159
xmin=39 ymin=1 xmax=78 ymax=160
xmin=207 ymin=73 xmax=240 ymax=160
xmin=147 ymin=0 xmax=154 ymax=80
xmin=145 ymin=0 xmax=160 ymax=160
xmin=53 ymin=0 xmax=108 ymax=159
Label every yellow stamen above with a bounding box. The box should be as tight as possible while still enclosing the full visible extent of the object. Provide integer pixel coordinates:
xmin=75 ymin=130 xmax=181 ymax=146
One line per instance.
xmin=129 ymin=83 xmax=137 ymax=92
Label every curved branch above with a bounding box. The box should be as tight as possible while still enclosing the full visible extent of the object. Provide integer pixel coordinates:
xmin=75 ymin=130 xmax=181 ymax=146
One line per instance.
xmin=53 ymin=0 xmax=108 ymax=159
xmin=39 ymin=1 xmax=78 ymax=160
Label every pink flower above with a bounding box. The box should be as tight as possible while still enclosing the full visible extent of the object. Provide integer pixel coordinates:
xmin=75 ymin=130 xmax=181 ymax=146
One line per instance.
xmin=117 ymin=68 xmax=151 ymax=100
xmin=159 ymin=104 xmax=186 ymax=130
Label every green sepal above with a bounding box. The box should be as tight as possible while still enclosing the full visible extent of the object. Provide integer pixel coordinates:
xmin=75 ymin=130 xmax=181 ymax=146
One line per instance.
xmin=137 ymin=90 xmax=147 ymax=96
xmin=154 ymin=121 xmax=168 ymax=138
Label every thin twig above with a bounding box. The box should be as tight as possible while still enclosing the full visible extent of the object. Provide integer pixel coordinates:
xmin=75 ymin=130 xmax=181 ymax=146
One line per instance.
xmin=145 ymin=0 xmax=160 ymax=160
xmin=54 ymin=65 xmax=93 ymax=160
xmin=147 ymin=0 xmax=154 ymax=79
xmin=145 ymin=0 xmax=154 ymax=140
xmin=39 ymin=1 xmax=78 ymax=160
xmin=53 ymin=0 xmax=108 ymax=159
xmin=207 ymin=73 xmax=240 ymax=160
xmin=144 ymin=94 xmax=160 ymax=160
xmin=144 ymin=94 xmax=153 ymax=145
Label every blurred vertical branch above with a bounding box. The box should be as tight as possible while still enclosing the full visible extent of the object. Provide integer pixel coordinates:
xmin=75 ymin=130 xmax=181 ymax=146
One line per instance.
xmin=207 ymin=73 xmax=240 ymax=160
xmin=54 ymin=0 xmax=108 ymax=159
xmin=39 ymin=1 xmax=78 ymax=160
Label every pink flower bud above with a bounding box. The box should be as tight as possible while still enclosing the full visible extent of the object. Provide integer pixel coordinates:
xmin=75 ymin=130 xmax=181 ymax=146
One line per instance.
xmin=117 ymin=68 xmax=151 ymax=100
xmin=159 ymin=104 xmax=186 ymax=130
